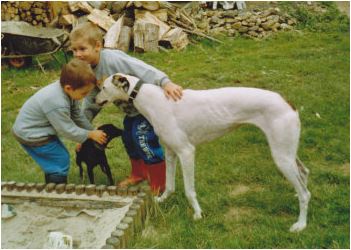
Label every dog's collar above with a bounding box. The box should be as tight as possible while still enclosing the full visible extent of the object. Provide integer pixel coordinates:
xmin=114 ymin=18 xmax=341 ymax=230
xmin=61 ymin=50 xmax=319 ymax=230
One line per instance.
xmin=128 ymin=80 xmax=143 ymax=103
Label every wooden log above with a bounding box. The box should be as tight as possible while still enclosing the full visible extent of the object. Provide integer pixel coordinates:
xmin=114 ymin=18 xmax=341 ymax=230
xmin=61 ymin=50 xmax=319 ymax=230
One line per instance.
xmin=65 ymin=184 xmax=75 ymax=194
xmin=128 ymin=186 xmax=139 ymax=196
xmin=1 ymin=182 xmax=8 ymax=190
xmin=130 ymin=203 xmax=142 ymax=232
xmin=121 ymin=216 xmax=135 ymax=236
xmin=111 ymin=230 xmax=126 ymax=248
xmin=117 ymin=186 xmax=128 ymax=196
xmin=111 ymin=2 xmax=128 ymax=14
xmin=24 ymin=183 xmax=35 ymax=192
xmin=126 ymin=209 xmax=139 ymax=233
xmin=35 ymin=183 xmax=46 ymax=192
xmin=96 ymin=185 xmax=106 ymax=197
xmin=68 ymin=1 xmax=93 ymax=14
xmin=55 ymin=184 xmax=66 ymax=194
xmin=15 ymin=183 xmax=25 ymax=192
xmin=134 ymin=22 xmax=159 ymax=53
xmin=117 ymin=26 xmax=132 ymax=52
xmin=159 ymin=27 xmax=189 ymax=50
xmin=85 ymin=184 xmax=96 ymax=196
xmin=135 ymin=9 xmax=168 ymax=22
xmin=106 ymin=236 xmax=121 ymax=248
xmin=134 ymin=1 xmax=160 ymax=11
xmin=59 ymin=14 xmax=77 ymax=26
xmin=45 ymin=183 xmax=56 ymax=192
xmin=133 ymin=198 xmax=146 ymax=225
xmin=87 ymin=9 xmax=116 ymax=31
xmin=75 ymin=184 xmax=85 ymax=195
xmin=116 ymin=223 xmax=130 ymax=248
xmin=134 ymin=10 xmax=170 ymax=40
xmin=105 ymin=14 xmax=124 ymax=48
xmin=107 ymin=186 xmax=117 ymax=195
xmin=48 ymin=2 xmax=69 ymax=19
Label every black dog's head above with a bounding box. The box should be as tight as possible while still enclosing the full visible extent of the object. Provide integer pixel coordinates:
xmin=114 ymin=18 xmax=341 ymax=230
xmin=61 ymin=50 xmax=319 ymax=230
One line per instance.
xmin=97 ymin=124 xmax=123 ymax=142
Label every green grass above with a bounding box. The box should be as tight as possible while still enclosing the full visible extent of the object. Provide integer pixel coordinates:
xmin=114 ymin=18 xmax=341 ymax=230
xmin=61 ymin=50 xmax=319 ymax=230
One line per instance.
xmin=1 ymin=11 xmax=349 ymax=249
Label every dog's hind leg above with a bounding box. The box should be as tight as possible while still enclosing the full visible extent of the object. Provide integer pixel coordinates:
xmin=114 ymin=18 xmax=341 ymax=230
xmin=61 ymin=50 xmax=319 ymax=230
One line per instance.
xmin=100 ymin=157 xmax=114 ymax=185
xmin=263 ymin=112 xmax=310 ymax=232
xmin=178 ymin=145 xmax=202 ymax=220
xmin=296 ymin=157 xmax=309 ymax=187
xmin=156 ymin=147 xmax=177 ymax=202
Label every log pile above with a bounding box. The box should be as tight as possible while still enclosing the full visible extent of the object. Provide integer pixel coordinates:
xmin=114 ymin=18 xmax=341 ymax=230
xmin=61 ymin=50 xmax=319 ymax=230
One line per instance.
xmin=1 ymin=1 xmax=52 ymax=27
xmin=1 ymin=1 xmax=299 ymax=52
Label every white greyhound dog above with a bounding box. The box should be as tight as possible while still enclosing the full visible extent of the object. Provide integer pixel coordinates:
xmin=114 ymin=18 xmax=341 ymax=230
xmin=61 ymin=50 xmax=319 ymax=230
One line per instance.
xmin=96 ymin=73 xmax=311 ymax=232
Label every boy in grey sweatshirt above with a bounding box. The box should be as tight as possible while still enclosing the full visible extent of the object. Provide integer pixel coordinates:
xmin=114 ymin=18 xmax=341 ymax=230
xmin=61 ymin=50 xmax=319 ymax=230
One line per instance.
xmin=70 ymin=22 xmax=183 ymax=194
xmin=12 ymin=59 xmax=107 ymax=184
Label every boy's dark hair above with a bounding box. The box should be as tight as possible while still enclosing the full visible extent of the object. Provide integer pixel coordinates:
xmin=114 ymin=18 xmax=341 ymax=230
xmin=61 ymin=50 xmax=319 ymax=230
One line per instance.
xmin=60 ymin=58 xmax=97 ymax=90
xmin=70 ymin=22 xmax=103 ymax=46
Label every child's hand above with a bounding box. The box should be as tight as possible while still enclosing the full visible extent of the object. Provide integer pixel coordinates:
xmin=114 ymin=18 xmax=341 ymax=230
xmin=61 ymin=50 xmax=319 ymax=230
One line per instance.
xmin=163 ymin=81 xmax=183 ymax=101
xmin=88 ymin=130 xmax=107 ymax=145
xmin=75 ymin=144 xmax=82 ymax=152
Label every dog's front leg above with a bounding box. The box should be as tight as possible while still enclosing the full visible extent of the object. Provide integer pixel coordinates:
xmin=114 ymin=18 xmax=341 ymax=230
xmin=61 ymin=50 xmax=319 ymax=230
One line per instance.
xmin=178 ymin=146 xmax=202 ymax=220
xmin=156 ymin=147 xmax=177 ymax=203
xmin=100 ymin=159 xmax=114 ymax=186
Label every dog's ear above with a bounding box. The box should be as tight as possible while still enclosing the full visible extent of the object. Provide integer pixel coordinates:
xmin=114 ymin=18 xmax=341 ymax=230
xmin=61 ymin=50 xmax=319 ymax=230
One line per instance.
xmin=112 ymin=74 xmax=129 ymax=92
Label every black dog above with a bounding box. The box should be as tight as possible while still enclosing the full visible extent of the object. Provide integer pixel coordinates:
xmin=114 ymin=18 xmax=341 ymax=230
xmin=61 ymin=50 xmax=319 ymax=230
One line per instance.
xmin=76 ymin=124 xmax=123 ymax=185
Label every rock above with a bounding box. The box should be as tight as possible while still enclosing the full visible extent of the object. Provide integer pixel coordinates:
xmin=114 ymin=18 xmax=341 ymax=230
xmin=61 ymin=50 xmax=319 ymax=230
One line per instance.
xmin=232 ymin=22 xmax=242 ymax=29
xmin=238 ymin=26 xmax=249 ymax=33
xmin=249 ymin=25 xmax=259 ymax=31
xmin=223 ymin=10 xmax=239 ymax=18
xmin=280 ymin=23 xmax=293 ymax=30
xmin=261 ymin=20 xmax=276 ymax=30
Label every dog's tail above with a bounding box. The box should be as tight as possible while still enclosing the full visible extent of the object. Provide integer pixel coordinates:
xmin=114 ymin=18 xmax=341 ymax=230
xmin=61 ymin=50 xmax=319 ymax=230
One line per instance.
xmin=296 ymin=157 xmax=309 ymax=187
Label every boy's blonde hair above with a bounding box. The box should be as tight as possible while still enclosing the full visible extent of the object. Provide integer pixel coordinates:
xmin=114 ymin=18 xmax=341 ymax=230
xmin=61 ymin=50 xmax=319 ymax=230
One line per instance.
xmin=69 ymin=22 xmax=103 ymax=46
xmin=60 ymin=58 xmax=97 ymax=90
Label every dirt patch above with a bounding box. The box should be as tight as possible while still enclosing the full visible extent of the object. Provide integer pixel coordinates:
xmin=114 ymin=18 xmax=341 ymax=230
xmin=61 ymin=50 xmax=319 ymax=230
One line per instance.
xmin=1 ymin=201 xmax=132 ymax=249
xmin=229 ymin=184 xmax=264 ymax=198
xmin=229 ymin=184 xmax=250 ymax=197
xmin=340 ymin=163 xmax=350 ymax=176
xmin=336 ymin=1 xmax=350 ymax=17
xmin=224 ymin=207 xmax=255 ymax=221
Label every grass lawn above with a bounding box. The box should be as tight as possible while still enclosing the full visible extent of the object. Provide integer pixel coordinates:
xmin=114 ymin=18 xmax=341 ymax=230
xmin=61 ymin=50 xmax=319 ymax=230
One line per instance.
xmin=1 ymin=8 xmax=349 ymax=249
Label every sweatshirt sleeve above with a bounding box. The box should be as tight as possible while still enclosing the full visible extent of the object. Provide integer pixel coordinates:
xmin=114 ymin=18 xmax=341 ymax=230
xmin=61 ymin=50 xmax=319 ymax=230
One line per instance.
xmin=109 ymin=50 xmax=171 ymax=87
xmin=81 ymin=86 xmax=102 ymax=122
xmin=46 ymin=107 xmax=90 ymax=143
xmin=71 ymin=100 xmax=95 ymax=130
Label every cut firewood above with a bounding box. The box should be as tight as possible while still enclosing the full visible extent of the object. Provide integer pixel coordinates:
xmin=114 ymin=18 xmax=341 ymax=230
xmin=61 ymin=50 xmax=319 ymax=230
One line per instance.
xmin=118 ymin=26 xmax=132 ymax=52
xmin=105 ymin=14 xmax=124 ymax=48
xmin=135 ymin=10 xmax=170 ymax=39
xmin=68 ymin=1 xmax=93 ymax=14
xmin=134 ymin=22 xmax=159 ymax=52
xmin=159 ymin=27 xmax=189 ymax=51
xmin=135 ymin=9 xmax=168 ymax=22
xmin=59 ymin=14 xmax=77 ymax=26
xmin=87 ymin=9 xmax=115 ymax=31
xmin=134 ymin=1 xmax=160 ymax=11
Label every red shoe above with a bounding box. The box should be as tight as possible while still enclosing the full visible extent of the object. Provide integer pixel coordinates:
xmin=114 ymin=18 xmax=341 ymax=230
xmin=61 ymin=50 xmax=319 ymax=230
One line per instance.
xmin=146 ymin=161 xmax=166 ymax=195
xmin=118 ymin=159 xmax=145 ymax=187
